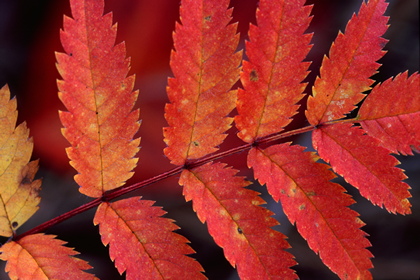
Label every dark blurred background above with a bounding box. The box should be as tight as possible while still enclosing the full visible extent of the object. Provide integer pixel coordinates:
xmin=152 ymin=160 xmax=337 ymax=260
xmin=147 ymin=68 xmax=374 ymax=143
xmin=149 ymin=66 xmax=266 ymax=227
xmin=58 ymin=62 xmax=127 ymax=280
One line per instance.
xmin=0 ymin=0 xmax=418 ymax=279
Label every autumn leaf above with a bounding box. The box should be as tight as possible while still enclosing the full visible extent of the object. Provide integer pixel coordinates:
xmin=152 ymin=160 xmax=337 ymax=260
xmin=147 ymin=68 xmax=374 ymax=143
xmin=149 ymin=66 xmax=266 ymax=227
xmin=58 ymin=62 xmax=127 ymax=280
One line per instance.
xmin=358 ymin=71 xmax=420 ymax=155
xmin=0 ymin=234 xmax=96 ymax=280
xmin=0 ymin=0 xmax=417 ymax=279
xmin=56 ymin=0 xmax=140 ymax=197
xmin=235 ymin=0 xmax=312 ymax=143
xmin=0 ymin=85 xmax=41 ymax=237
xmin=94 ymin=197 xmax=205 ymax=280
xmin=306 ymin=0 xmax=389 ymax=125
xmin=249 ymin=143 xmax=373 ymax=279
xmin=313 ymin=123 xmax=411 ymax=214
xmin=181 ymin=162 xmax=297 ymax=280
xmin=163 ymin=0 xmax=241 ymax=165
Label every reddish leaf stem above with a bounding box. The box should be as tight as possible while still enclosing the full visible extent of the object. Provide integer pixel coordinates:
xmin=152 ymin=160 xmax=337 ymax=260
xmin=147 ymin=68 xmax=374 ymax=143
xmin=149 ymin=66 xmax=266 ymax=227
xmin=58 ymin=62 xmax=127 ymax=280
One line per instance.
xmin=14 ymin=198 xmax=102 ymax=240
xmin=14 ymin=124 xmax=318 ymax=241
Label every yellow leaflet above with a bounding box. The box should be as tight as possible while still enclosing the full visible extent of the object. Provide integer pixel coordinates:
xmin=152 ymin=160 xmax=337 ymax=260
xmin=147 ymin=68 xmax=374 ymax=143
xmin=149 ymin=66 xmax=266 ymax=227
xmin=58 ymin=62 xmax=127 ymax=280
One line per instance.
xmin=0 ymin=85 xmax=41 ymax=237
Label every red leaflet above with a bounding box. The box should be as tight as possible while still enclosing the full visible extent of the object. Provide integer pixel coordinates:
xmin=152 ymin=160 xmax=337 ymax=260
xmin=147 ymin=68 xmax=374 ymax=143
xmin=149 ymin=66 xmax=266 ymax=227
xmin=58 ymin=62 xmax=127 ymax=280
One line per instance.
xmin=235 ymin=0 xmax=312 ymax=143
xmin=164 ymin=0 xmax=241 ymax=165
xmin=306 ymin=0 xmax=388 ymax=125
xmin=181 ymin=163 xmax=297 ymax=280
xmin=313 ymin=123 xmax=412 ymax=214
xmin=56 ymin=0 xmax=140 ymax=197
xmin=94 ymin=197 xmax=204 ymax=280
xmin=0 ymin=234 xmax=96 ymax=280
xmin=358 ymin=72 xmax=420 ymax=155
xmin=249 ymin=144 xmax=373 ymax=280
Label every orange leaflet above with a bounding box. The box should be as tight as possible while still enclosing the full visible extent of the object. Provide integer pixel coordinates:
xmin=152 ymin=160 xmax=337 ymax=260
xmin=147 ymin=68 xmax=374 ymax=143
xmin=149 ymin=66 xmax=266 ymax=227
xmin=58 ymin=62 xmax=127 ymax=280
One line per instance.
xmin=94 ymin=197 xmax=205 ymax=280
xmin=249 ymin=144 xmax=373 ymax=280
xmin=164 ymin=0 xmax=241 ymax=165
xmin=56 ymin=0 xmax=140 ymax=197
xmin=235 ymin=0 xmax=312 ymax=143
xmin=313 ymin=123 xmax=412 ymax=214
xmin=306 ymin=0 xmax=388 ymax=125
xmin=0 ymin=85 xmax=41 ymax=237
xmin=0 ymin=234 xmax=96 ymax=280
xmin=358 ymin=72 xmax=420 ymax=155
xmin=181 ymin=162 xmax=297 ymax=280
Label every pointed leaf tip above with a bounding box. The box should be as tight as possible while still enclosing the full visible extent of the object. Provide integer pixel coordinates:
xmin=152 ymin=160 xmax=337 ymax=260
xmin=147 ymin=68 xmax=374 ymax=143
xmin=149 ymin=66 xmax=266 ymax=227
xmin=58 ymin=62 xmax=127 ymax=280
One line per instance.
xmin=57 ymin=0 xmax=140 ymax=197
xmin=164 ymin=0 xmax=241 ymax=165
xmin=306 ymin=0 xmax=389 ymax=125
xmin=236 ymin=0 xmax=313 ymax=142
